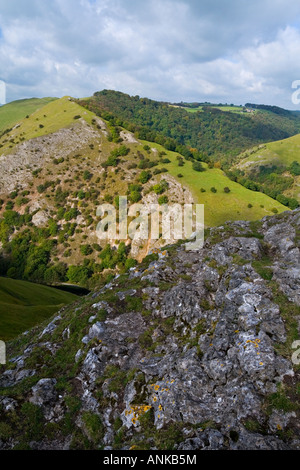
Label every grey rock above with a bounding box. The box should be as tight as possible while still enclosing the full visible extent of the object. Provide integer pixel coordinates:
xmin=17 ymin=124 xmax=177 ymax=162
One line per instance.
xmin=82 ymin=321 xmax=105 ymax=344
xmin=2 ymin=208 xmax=300 ymax=450
xmin=30 ymin=379 xmax=57 ymax=407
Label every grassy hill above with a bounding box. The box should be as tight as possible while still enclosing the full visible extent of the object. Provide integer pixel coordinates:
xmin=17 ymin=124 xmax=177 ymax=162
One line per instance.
xmin=0 ymin=94 xmax=288 ymax=294
xmin=140 ymin=140 xmax=286 ymax=226
xmin=232 ymin=133 xmax=300 ymax=203
xmin=79 ymin=90 xmax=300 ymax=166
xmin=0 ymin=277 xmax=77 ymax=340
xmin=0 ymin=97 xmax=57 ymax=135
xmin=0 ymin=96 xmax=96 ymax=155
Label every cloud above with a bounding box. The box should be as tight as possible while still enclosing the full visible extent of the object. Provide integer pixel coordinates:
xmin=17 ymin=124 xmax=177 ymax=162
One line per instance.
xmin=0 ymin=0 xmax=300 ymax=107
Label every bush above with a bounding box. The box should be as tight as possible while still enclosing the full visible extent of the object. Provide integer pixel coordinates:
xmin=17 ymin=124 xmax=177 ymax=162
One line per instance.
xmin=80 ymin=244 xmax=93 ymax=256
xmin=210 ymin=187 xmax=217 ymax=193
xmin=192 ymin=161 xmax=205 ymax=172
xmin=289 ymin=161 xmax=300 ymax=176
xmin=139 ymin=170 xmax=152 ymax=184
xmin=158 ymin=195 xmax=169 ymax=205
xmin=64 ymin=208 xmax=78 ymax=221
xmin=67 ymin=265 xmax=90 ymax=285
xmin=152 ymin=180 xmax=169 ymax=195
xmin=224 ymin=187 xmax=231 ymax=193
xmin=83 ymin=170 xmax=93 ymax=181
xmin=130 ymin=190 xmax=142 ymax=203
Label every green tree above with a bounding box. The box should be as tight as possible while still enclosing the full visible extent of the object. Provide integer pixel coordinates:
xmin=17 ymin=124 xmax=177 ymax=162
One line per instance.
xmin=67 ymin=265 xmax=90 ymax=285
xmin=139 ymin=170 xmax=152 ymax=184
xmin=80 ymin=244 xmax=93 ymax=256
xmin=192 ymin=161 xmax=205 ymax=172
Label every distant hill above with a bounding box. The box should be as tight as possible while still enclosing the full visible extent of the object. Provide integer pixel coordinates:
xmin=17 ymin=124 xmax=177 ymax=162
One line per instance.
xmin=78 ymin=90 xmax=300 ymax=167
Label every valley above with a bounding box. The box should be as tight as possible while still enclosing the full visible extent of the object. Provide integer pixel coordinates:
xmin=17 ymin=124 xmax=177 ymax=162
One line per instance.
xmin=0 ymin=93 xmax=289 ymax=299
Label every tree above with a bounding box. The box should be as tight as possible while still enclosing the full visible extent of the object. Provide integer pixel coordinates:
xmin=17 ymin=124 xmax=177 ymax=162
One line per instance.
xmin=80 ymin=244 xmax=93 ymax=256
xmin=158 ymin=195 xmax=169 ymax=205
xmin=139 ymin=170 xmax=152 ymax=184
xmin=67 ymin=265 xmax=90 ymax=285
xmin=83 ymin=170 xmax=93 ymax=181
xmin=289 ymin=161 xmax=300 ymax=176
xmin=192 ymin=161 xmax=205 ymax=172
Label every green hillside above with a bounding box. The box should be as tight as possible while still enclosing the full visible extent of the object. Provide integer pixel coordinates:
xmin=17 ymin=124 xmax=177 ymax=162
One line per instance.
xmin=0 ymin=277 xmax=77 ymax=340
xmin=0 ymin=96 xmax=96 ymax=155
xmin=140 ymin=140 xmax=286 ymax=226
xmin=0 ymin=95 xmax=288 ymax=295
xmin=0 ymin=97 xmax=57 ymax=135
xmin=78 ymin=90 xmax=300 ymax=166
xmin=232 ymin=133 xmax=300 ymax=203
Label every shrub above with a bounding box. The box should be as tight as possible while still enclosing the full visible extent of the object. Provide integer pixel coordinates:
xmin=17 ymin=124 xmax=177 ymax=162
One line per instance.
xmin=130 ymin=190 xmax=142 ymax=203
xmin=192 ymin=161 xmax=205 ymax=172
xmin=289 ymin=161 xmax=300 ymax=176
xmin=80 ymin=244 xmax=93 ymax=256
xmin=139 ymin=170 xmax=152 ymax=184
xmin=67 ymin=265 xmax=90 ymax=285
xmin=83 ymin=170 xmax=93 ymax=181
xmin=152 ymin=180 xmax=169 ymax=195
xmin=64 ymin=208 xmax=78 ymax=221
xmin=158 ymin=195 xmax=169 ymax=205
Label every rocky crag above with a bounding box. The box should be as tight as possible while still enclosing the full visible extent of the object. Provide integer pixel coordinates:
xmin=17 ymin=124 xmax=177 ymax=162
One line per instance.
xmin=0 ymin=209 xmax=299 ymax=450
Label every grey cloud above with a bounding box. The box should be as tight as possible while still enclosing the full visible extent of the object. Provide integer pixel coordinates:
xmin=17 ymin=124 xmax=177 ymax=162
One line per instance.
xmin=1 ymin=0 xmax=300 ymax=107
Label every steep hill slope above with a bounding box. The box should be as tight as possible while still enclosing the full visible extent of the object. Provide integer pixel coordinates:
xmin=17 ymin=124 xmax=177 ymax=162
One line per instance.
xmin=0 ymin=96 xmax=287 ymax=293
xmin=0 ymin=277 xmax=77 ymax=341
xmin=231 ymin=133 xmax=300 ymax=204
xmin=0 ymin=208 xmax=299 ymax=450
xmin=0 ymin=98 xmax=57 ymax=135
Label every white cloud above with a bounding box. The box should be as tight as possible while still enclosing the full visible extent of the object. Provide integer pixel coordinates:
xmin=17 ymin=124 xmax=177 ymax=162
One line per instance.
xmin=0 ymin=0 xmax=300 ymax=107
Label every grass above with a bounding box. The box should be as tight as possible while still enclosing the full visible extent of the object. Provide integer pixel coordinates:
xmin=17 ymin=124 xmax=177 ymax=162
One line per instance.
xmin=139 ymin=140 xmax=287 ymax=227
xmin=0 ymin=97 xmax=57 ymax=134
xmin=0 ymin=96 xmax=97 ymax=155
xmin=235 ymin=133 xmax=300 ymax=201
xmin=182 ymin=105 xmax=255 ymax=115
xmin=0 ymin=277 xmax=77 ymax=340
xmin=238 ymin=133 xmax=300 ymax=168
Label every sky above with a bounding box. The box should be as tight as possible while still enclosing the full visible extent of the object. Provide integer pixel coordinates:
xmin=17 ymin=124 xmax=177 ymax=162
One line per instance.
xmin=1 ymin=0 xmax=300 ymax=108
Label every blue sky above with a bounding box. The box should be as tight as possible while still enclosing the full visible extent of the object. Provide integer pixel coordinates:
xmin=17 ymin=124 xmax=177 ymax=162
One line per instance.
xmin=1 ymin=0 xmax=300 ymax=108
